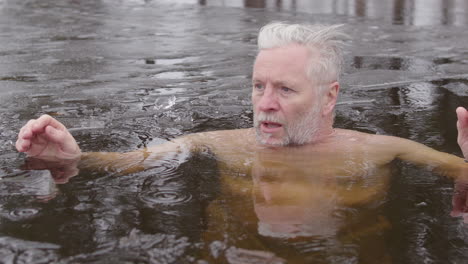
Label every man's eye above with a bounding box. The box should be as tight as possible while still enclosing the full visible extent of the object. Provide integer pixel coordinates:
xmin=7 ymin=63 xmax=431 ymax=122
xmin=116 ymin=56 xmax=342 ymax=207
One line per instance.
xmin=254 ymin=83 xmax=264 ymax=90
xmin=281 ymin=86 xmax=293 ymax=93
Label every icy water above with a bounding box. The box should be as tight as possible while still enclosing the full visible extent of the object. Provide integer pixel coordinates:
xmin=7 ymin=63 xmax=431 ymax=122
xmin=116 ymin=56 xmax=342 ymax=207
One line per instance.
xmin=1 ymin=0 xmax=468 ymax=263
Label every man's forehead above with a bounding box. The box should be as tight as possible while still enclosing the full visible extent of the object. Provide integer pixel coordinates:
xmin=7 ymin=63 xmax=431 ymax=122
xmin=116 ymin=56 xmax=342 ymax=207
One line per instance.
xmin=253 ymin=57 xmax=310 ymax=86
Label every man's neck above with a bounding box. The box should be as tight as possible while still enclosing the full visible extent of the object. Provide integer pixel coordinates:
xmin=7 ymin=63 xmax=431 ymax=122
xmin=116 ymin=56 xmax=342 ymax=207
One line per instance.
xmin=308 ymin=125 xmax=335 ymax=145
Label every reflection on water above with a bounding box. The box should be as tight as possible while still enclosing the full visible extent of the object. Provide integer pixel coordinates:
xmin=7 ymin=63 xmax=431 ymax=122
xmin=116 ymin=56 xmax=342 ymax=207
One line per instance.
xmin=0 ymin=0 xmax=468 ymax=263
xmin=198 ymin=145 xmax=393 ymax=263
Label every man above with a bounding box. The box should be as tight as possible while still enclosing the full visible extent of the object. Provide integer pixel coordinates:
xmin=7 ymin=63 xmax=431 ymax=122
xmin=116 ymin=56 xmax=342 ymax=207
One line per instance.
xmin=14 ymin=21 xmax=468 ymax=262
xmin=15 ymin=22 xmax=468 ymax=174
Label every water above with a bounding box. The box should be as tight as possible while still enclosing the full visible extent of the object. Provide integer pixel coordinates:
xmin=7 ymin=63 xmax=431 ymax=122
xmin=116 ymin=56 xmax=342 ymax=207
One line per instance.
xmin=1 ymin=0 xmax=468 ymax=263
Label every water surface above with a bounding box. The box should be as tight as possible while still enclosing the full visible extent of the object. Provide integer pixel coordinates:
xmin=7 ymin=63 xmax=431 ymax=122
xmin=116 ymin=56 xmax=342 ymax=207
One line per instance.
xmin=1 ymin=0 xmax=468 ymax=263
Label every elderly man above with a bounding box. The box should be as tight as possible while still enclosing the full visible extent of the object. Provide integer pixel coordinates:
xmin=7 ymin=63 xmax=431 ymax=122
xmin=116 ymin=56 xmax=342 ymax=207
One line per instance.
xmin=14 ymin=22 xmax=468 ymax=184
xmin=14 ymin=22 xmax=468 ymax=263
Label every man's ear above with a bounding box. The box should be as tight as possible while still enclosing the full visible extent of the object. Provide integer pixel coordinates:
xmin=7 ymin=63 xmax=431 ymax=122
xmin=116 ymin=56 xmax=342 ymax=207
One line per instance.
xmin=322 ymin=81 xmax=340 ymax=116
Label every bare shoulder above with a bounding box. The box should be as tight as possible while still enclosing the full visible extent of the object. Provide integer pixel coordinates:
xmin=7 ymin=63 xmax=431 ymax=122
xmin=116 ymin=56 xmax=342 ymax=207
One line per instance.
xmin=185 ymin=128 xmax=254 ymax=143
xmin=332 ymin=128 xmax=414 ymax=155
xmin=146 ymin=128 xmax=255 ymax=159
xmin=173 ymin=128 xmax=255 ymax=152
xmin=333 ymin=128 xmax=464 ymax=169
xmin=335 ymin=129 xmax=411 ymax=144
xmin=180 ymin=128 xmax=256 ymax=168
xmin=333 ymin=128 xmax=398 ymax=144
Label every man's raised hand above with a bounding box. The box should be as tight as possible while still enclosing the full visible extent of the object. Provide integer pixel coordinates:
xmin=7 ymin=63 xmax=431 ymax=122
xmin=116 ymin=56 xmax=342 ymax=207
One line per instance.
xmin=16 ymin=115 xmax=81 ymax=160
xmin=457 ymin=107 xmax=468 ymax=160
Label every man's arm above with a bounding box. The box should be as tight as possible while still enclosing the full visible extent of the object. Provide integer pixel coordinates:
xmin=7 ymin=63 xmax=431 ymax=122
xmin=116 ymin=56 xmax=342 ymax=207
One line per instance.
xmin=79 ymin=138 xmax=192 ymax=175
xmin=16 ymin=115 xmax=194 ymax=176
xmin=387 ymin=107 xmax=468 ymax=178
xmin=391 ymin=137 xmax=466 ymax=177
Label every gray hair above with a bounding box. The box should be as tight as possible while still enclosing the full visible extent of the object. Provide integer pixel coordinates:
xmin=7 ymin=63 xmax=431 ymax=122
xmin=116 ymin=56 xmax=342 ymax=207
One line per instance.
xmin=257 ymin=22 xmax=347 ymax=94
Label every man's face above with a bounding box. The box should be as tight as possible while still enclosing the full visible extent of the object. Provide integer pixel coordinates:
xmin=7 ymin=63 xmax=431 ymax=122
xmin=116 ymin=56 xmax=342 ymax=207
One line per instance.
xmin=252 ymin=44 xmax=323 ymax=146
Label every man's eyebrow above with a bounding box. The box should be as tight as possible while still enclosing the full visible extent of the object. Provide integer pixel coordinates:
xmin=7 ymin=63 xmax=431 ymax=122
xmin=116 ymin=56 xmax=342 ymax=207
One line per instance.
xmin=274 ymin=80 xmax=297 ymax=87
xmin=252 ymin=77 xmax=296 ymax=86
xmin=252 ymin=76 xmax=296 ymax=87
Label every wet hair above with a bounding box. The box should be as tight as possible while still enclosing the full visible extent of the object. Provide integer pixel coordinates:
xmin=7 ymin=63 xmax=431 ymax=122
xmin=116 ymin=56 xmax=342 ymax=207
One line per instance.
xmin=257 ymin=22 xmax=347 ymax=94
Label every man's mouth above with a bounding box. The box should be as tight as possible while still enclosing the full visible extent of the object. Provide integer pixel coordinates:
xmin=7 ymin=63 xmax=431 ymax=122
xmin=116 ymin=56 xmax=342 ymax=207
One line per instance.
xmin=260 ymin=121 xmax=283 ymax=133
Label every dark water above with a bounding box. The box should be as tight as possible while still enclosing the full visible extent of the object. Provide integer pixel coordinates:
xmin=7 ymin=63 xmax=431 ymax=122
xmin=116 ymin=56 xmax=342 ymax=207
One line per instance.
xmin=1 ymin=0 xmax=468 ymax=263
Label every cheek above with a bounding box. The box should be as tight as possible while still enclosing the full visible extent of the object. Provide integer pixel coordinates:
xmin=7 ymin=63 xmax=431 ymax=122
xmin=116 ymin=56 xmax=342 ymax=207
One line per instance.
xmin=296 ymin=97 xmax=320 ymax=114
xmin=283 ymin=103 xmax=306 ymax=118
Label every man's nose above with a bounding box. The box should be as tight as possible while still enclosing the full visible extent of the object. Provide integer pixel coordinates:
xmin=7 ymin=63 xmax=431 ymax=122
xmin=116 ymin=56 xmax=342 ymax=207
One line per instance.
xmin=258 ymin=88 xmax=280 ymax=112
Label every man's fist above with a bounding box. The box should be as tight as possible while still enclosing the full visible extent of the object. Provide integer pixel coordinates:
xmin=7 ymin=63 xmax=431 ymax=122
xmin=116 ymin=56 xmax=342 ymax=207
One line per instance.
xmin=16 ymin=115 xmax=81 ymax=160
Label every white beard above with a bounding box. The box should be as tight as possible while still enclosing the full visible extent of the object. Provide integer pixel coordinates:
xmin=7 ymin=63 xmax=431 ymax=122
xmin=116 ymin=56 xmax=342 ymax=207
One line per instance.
xmin=254 ymin=104 xmax=322 ymax=146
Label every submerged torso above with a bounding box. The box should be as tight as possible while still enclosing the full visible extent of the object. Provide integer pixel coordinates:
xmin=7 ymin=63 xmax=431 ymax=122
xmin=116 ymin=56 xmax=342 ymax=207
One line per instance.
xmin=185 ymin=128 xmax=396 ymax=263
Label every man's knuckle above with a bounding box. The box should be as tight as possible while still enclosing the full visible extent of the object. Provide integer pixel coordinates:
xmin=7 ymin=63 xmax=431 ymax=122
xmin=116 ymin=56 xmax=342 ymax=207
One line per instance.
xmin=40 ymin=115 xmax=50 ymax=121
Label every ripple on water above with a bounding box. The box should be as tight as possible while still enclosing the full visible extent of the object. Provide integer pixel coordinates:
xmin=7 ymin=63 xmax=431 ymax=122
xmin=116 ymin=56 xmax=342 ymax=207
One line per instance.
xmin=139 ymin=189 xmax=192 ymax=207
xmin=6 ymin=208 xmax=40 ymax=221
xmin=140 ymin=152 xmax=189 ymax=181
xmin=143 ymin=162 xmax=180 ymax=181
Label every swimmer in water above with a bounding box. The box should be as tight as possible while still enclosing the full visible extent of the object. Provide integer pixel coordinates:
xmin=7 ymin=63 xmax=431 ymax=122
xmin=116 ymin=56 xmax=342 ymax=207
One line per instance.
xmin=15 ymin=22 xmax=468 ymax=217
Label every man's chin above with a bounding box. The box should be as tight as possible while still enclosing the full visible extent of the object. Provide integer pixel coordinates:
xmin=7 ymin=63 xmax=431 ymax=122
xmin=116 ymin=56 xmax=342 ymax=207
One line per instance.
xmin=256 ymin=133 xmax=288 ymax=147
